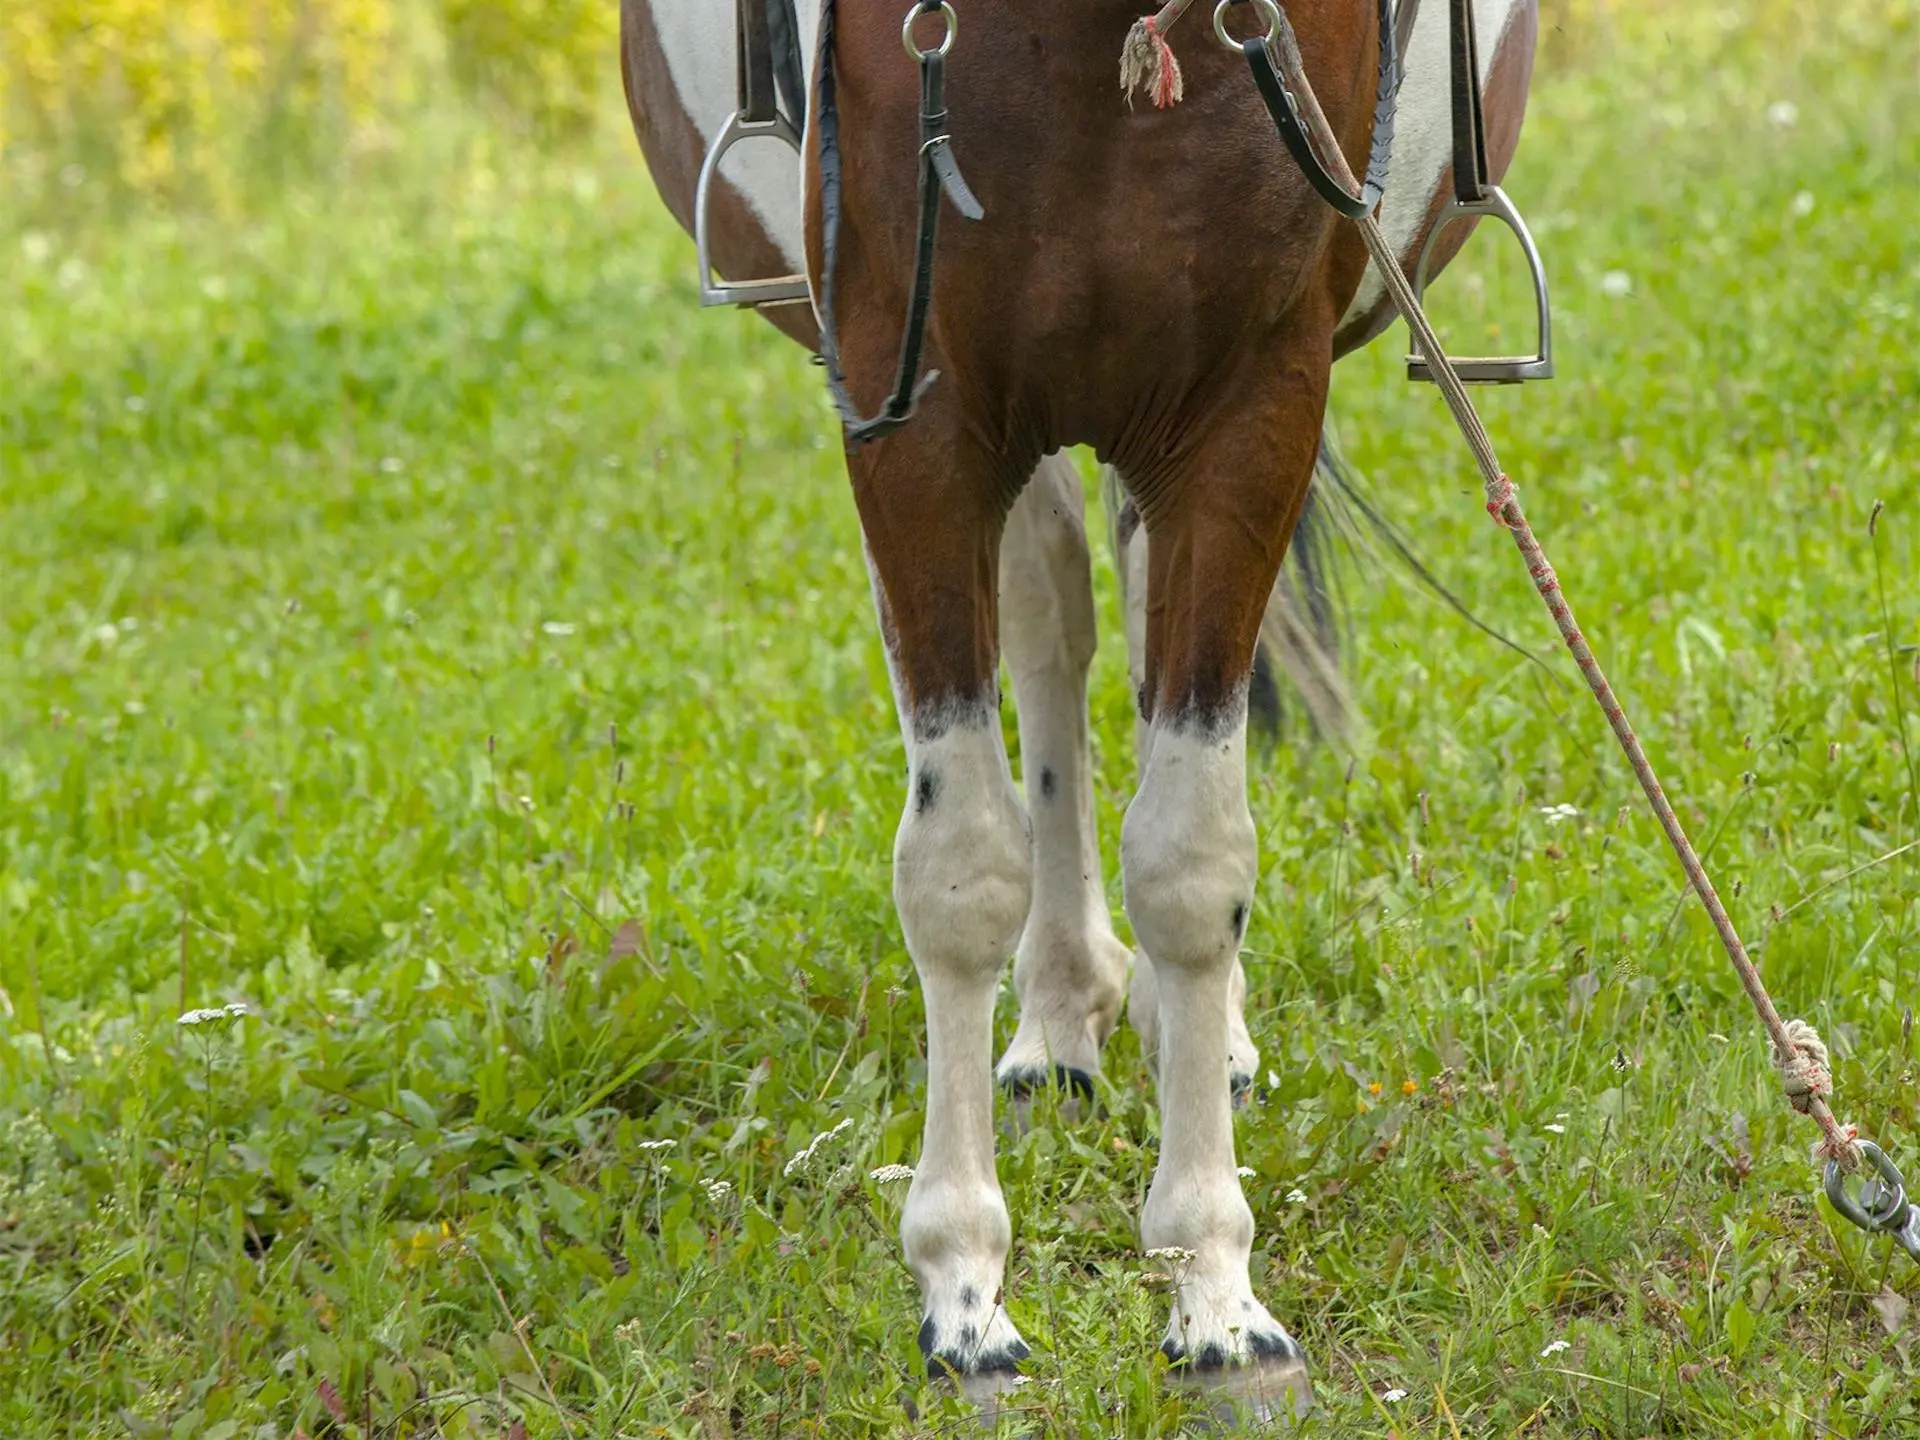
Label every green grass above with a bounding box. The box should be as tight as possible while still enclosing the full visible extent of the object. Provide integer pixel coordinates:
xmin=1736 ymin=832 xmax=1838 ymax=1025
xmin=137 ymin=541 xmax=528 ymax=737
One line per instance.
xmin=2 ymin=5 xmax=1918 ymax=1436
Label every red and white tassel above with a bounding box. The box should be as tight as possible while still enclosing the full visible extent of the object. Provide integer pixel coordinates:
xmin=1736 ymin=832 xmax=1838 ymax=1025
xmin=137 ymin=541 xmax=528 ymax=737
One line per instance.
xmin=1119 ymin=13 xmax=1184 ymax=109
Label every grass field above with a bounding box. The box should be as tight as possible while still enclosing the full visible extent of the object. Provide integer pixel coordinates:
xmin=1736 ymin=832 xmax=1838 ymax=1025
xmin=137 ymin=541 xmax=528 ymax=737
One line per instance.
xmin=3 ymin=4 xmax=1918 ymax=1436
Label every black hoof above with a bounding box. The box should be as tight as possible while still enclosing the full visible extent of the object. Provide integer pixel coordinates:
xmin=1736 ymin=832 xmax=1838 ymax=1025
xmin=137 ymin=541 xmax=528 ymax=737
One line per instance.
xmin=1163 ymin=1338 xmax=1313 ymax=1426
xmin=917 ymin=1321 xmax=1031 ymax=1417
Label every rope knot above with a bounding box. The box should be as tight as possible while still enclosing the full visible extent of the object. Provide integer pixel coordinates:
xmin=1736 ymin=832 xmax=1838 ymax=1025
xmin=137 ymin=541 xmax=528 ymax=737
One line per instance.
xmin=1484 ymin=472 xmax=1519 ymax=527
xmin=1771 ymin=1018 xmax=1832 ymax=1115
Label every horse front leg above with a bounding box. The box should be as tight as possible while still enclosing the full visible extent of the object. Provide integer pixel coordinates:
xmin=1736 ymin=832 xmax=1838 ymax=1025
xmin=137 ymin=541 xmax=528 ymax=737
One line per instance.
xmin=1108 ymin=471 xmax=1262 ymax=1105
xmin=1119 ymin=373 xmax=1328 ymax=1420
xmin=852 ymin=420 xmax=1036 ymax=1406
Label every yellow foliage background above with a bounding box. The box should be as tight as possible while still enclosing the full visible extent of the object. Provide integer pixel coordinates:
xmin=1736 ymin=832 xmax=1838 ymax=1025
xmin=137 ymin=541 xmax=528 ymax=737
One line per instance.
xmin=0 ymin=0 xmax=1906 ymax=209
xmin=0 ymin=0 xmax=616 ymax=206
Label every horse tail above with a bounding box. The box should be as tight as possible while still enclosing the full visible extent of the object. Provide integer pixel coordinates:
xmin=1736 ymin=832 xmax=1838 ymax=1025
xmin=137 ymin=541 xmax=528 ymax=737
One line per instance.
xmin=1248 ymin=433 xmax=1356 ymax=745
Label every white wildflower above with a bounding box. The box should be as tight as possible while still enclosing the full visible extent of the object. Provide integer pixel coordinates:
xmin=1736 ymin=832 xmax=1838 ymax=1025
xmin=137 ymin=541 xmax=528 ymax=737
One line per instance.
xmin=1538 ymin=803 xmax=1580 ymax=825
xmin=1236 ymin=1166 xmax=1256 ymax=1179
xmin=1285 ymin=1188 xmax=1308 ymax=1204
xmin=1543 ymin=1123 xmax=1566 ymax=1134
xmin=177 ymin=1007 xmax=235 ymax=1027
xmin=700 ymin=1178 xmax=733 ymax=1203
xmin=869 ymin=1164 xmax=914 ymax=1183
xmin=223 ymin=1002 xmax=249 ymax=1019
xmin=1540 ymin=1338 xmax=1570 ymax=1358
xmin=1790 ymin=190 xmax=1815 ymax=218
xmin=1599 ymin=270 xmax=1632 ymax=298
xmin=1145 ymin=1246 xmax=1196 ymax=1265
xmin=637 ymin=1138 xmax=675 ymax=1153
xmin=541 ymin=621 xmax=576 ymax=636
xmin=784 ymin=1117 xmax=855 ymax=1177
xmin=1766 ymin=100 xmax=1799 ymax=128
xmin=379 ymin=456 xmax=404 ymax=474
xmin=1381 ymin=1388 xmax=1408 ymax=1403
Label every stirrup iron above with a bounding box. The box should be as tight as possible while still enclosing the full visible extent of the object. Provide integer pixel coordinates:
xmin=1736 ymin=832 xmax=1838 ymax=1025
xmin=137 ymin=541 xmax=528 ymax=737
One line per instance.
xmin=1406 ymin=185 xmax=1553 ymax=384
xmin=695 ymin=111 xmax=811 ymax=308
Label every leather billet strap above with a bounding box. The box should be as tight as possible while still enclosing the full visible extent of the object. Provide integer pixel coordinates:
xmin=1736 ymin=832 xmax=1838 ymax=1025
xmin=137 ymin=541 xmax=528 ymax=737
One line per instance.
xmin=816 ymin=0 xmax=984 ymax=450
xmin=736 ymin=0 xmax=777 ymax=126
xmin=1239 ymin=0 xmax=1399 ymax=220
xmin=1448 ymin=0 xmax=1490 ymax=203
xmin=735 ymin=0 xmax=805 ymax=133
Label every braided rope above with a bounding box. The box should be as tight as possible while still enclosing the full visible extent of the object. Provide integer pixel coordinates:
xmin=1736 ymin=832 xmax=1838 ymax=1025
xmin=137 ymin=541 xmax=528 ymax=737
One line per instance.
xmin=1351 ymin=217 xmax=1858 ymax=1169
xmin=1238 ymin=22 xmax=1862 ymax=1170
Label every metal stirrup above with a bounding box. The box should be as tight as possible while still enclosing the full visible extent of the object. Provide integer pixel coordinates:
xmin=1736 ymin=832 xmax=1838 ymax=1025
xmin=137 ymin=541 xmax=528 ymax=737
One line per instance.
xmin=1405 ymin=185 xmax=1553 ymax=383
xmin=1405 ymin=0 xmax=1553 ymax=383
xmin=695 ymin=0 xmax=811 ymax=309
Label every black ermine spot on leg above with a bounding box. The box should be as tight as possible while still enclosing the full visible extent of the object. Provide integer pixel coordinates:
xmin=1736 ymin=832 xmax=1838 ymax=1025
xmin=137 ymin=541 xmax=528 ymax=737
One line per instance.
xmin=915 ymin=767 xmax=942 ymax=814
xmin=959 ymin=1285 xmax=979 ymax=1310
xmin=1039 ymin=766 xmax=1056 ymax=800
xmin=1231 ymin=902 xmax=1248 ymax=939
xmin=918 ymin=1316 xmax=940 ymax=1364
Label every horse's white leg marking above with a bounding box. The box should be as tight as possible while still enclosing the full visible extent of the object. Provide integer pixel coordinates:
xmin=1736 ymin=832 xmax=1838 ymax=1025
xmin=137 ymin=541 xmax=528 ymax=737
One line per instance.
xmin=1338 ymin=0 xmax=1527 ymax=330
xmin=1122 ymin=703 xmax=1303 ymax=1398
xmin=996 ymin=454 xmax=1131 ymax=1094
xmin=1110 ymin=480 xmax=1261 ymax=1098
xmin=648 ymin=0 xmax=821 ymax=269
xmin=890 ymin=699 xmax=1034 ymax=1393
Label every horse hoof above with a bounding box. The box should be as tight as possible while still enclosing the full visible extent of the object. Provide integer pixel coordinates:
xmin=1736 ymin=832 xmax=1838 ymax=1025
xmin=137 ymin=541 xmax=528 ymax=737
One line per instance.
xmin=998 ymin=1064 xmax=1096 ymax=1131
xmin=1167 ymin=1350 xmax=1314 ymax=1427
xmin=919 ymin=1334 xmax=1030 ymax=1426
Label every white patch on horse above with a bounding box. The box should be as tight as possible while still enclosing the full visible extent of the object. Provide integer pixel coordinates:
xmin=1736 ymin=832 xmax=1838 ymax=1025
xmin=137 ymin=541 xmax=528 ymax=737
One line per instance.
xmin=995 ymin=454 xmax=1132 ymax=1094
xmin=1122 ymin=708 xmax=1300 ymax=1380
xmin=648 ymin=0 xmax=819 ymax=270
xmin=1339 ymin=0 xmax=1525 ymax=330
xmin=892 ymin=702 xmax=1034 ymax=1391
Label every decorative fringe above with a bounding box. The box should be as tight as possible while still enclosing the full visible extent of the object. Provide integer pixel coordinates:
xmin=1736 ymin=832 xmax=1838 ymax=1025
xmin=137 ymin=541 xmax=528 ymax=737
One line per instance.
xmin=1120 ymin=15 xmax=1183 ymax=109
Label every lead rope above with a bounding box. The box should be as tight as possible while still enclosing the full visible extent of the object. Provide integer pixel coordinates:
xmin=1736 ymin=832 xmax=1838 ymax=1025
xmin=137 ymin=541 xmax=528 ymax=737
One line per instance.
xmin=1193 ymin=1 xmax=1868 ymax=1175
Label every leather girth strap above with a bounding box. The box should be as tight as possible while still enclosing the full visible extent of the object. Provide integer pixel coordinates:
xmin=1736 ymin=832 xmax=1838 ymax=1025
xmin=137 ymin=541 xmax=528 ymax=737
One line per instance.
xmin=1240 ymin=0 xmax=1399 ymax=220
xmin=815 ymin=0 xmax=983 ymax=449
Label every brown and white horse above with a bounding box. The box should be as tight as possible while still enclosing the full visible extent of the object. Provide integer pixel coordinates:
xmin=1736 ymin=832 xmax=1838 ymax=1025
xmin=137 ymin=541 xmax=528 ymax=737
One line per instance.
xmin=623 ymin=0 xmax=1536 ymax=1415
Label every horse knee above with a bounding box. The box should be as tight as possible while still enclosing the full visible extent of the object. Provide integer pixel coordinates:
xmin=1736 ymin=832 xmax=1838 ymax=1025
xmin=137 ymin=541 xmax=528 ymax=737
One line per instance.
xmin=894 ymin=716 xmax=1033 ymax=979
xmin=1120 ymin=722 xmax=1256 ymax=976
